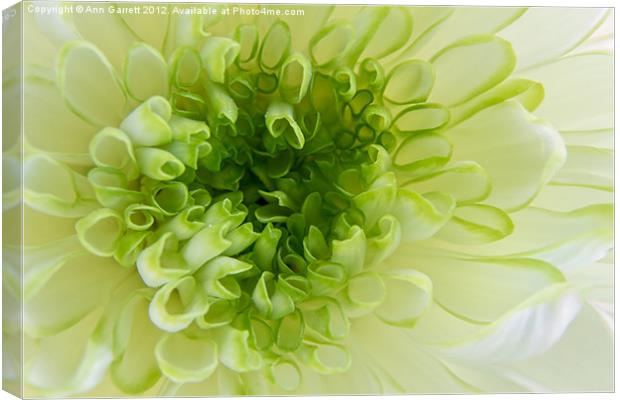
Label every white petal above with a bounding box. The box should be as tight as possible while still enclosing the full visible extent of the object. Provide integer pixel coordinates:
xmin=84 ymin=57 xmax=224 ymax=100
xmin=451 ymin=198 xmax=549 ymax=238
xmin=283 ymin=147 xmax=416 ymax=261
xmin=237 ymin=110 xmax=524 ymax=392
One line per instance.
xmin=25 ymin=311 xmax=113 ymax=396
xmin=551 ymin=145 xmax=612 ymax=191
xmin=518 ymin=53 xmax=613 ymax=131
xmin=351 ymin=315 xmax=475 ymax=393
xmin=435 ymin=284 xmax=582 ymax=364
xmin=445 ymin=205 xmax=612 ymax=273
xmin=444 ymin=101 xmax=565 ymax=211
xmin=567 ymin=10 xmax=613 ymax=55
xmin=58 ymin=42 xmax=127 ymax=127
xmin=532 ymin=184 xmax=613 ymax=212
xmin=509 ymin=303 xmax=613 ymax=391
xmin=499 ymin=8 xmax=609 ymax=70
xmin=120 ymin=12 xmax=170 ymax=51
xmin=24 ymin=71 xmax=96 ymax=163
xmin=24 ymin=254 xmax=128 ymax=337
xmin=429 ymin=35 xmax=515 ymax=107
xmin=400 ymin=255 xmax=564 ymax=323
xmin=403 ymin=7 xmax=525 ymax=61
xmin=71 ymin=12 xmax=138 ymax=72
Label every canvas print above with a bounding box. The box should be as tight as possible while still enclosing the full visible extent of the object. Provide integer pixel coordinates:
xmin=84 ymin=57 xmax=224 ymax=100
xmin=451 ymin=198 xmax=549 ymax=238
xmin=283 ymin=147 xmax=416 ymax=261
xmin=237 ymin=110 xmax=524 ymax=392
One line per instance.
xmin=1 ymin=1 xmax=614 ymax=397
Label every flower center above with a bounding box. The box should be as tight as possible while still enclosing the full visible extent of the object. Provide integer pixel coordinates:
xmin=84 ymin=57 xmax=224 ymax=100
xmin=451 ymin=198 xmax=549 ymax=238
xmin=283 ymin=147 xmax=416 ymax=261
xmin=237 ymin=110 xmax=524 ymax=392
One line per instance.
xmin=76 ymin=22 xmax=437 ymax=390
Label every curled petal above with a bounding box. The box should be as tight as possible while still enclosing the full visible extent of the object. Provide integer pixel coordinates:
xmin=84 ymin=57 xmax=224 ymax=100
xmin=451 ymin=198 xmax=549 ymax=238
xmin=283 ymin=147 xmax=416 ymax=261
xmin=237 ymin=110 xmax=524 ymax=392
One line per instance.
xmin=137 ymin=232 xmax=189 ymax=287
xmin=215 ymin=326 xmax=262 ymax=372
xmin=149 ymin=276 xmax=209 ymax=332
xmin=197 ymin=256 xmax=253 ymax=300
xmin=89 ymin=127 xmax=139 ymax=180
xmin=75 ymin=208 xmax=125 ymax=257
xmin=155 ymin=333 xmax=218 ymax=383
xmin=375 ymin=269 xmax=432 ymax=327
xmin=200 ymin=36 xmax=241 ymax=83
xmin=120 ymin=96 xmax=172 ymax=147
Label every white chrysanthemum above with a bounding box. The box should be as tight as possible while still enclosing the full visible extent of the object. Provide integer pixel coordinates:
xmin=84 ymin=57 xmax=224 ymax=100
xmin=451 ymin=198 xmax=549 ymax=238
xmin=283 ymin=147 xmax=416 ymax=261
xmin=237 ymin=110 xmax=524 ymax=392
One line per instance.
xmin=2 ymin=3 xmax=613 ymax=397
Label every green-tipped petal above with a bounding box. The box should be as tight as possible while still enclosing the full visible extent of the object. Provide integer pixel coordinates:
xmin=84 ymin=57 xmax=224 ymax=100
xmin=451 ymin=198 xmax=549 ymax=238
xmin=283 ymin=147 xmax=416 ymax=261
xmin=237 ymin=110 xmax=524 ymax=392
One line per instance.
xmin=169 ymin=114 xmax=210 ymax=142
xmin=384 ymin=60 xmax=434 ymax=104
xmin=434 ymin=204 xmax=514 ymax=244
xmin=265 ymin=101 xmax=305 ymax=150
xmin=196 ymin=256 xmax=253 ymax=300
xmin=234 ymin=24 xmax=259 ymax=66
xmin=75 ymin=208 xmax=125 ymax=257
xmin=125 ymin=43 xmax=169 ymax=101
xmin=429 ymin=35 xmax=516 ymax=107
xmin=89 ymin=127 xmax=139 ymax=180
xmin=135 ymin=147 xmax=185 ymax=181
xmin=170 ymin=47 xmax=202 ymax=88
xmin=269 ymin=359 xmax=301 ymax=391
xmin=394 ymin=132 xmax=452 ymax=176
xmin=110 ymin=289 xmax=162 ymax=394
xmin=215 ymin=327 xmax=262 ymax=372
xmin=201 ymin=36 xmax=241 ymax=83
xmin=155 ymin=205 xmax=204 ymax=240
xmin=392 ymin=103 xmax=450 ymax=134
xmin=279 ymin=52 xmax=313 ymax=104
xmin=124 ymin=204 xmax=162 ymax=232
xmin=298 ymin=341 xmax=351 ymax=375
xmin=345 ymin=271 xmax=386 ymax=316
xmin=120 ymin=96 xmax=172 ymax=146
xmin=204 ymin=79 xmax=239 ymax=129
xmin=330 ymin=226 xmax=366 ymax=276
xmin=309 ymin=21 xmax=353 ymax=69
xmin=88 ymin=167 xmax=145 ymax=209
xmin=303 ymin=297 xmax=349 ymax=340
xmin=445 ymin=101 xmax=566 ymax=210
xmin=275 ymin=308 xmax=304 ymax=351
xmin=259 ymin=20 xmax=291 ymax=71
xmin=392 ymin=190 xmax=455 ymax=242
xmin=156 ymin=333 xmax=218 ymax=383
xmin=182 ymin=224 xmax=232 ymax=270
xmin=24 ymin=154 xmax=98 ymax=217
xmin=136 ymin=232 xmax=189 ymax=287
xmin=57 ymin=41 xmax=127 ymax=126
xmin=365 ymin=215 xmax=402 ymax=267
xmin=149 ymin=276 xmax=209 ymax=332
xmin=252 ymin=271 xmax=295 ymax=320
xmin=404 ymin=161 xmax=491 ymax=205
xmin=222 ymin=223 xmax=260 ymax=256
xmin=195 ymin=299 xmax=236 ymax=330
xmin=149 ymin=182 xmax=189 ymax=216
xmin=114 ymin=231 xmax=151 ymax=268
xmin=252 ymin=224 xmax=282 ymax=272
xmin=375 ymin=269 xmax=432 ymax=327
xmin=399 ymin=254 xmax=565 ymax=323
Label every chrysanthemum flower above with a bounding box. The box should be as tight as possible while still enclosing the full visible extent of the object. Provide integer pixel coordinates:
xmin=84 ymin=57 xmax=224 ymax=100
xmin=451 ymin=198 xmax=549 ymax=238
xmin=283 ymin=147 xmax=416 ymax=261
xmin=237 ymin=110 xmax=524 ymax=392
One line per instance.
xmin=3 ymin=2 xmax=613 ymax=396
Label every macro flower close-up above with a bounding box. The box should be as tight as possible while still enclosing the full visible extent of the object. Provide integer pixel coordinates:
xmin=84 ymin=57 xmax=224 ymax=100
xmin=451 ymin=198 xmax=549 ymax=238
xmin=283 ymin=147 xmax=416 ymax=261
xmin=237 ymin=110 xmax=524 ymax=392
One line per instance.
xmin=2 ymin=1 xmax=614 ymax=397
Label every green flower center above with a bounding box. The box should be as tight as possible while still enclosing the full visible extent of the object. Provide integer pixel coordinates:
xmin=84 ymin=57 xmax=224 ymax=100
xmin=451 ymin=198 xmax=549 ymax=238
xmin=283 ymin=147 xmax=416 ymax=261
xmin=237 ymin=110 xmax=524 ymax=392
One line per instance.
xmin=74 ymin=15 xmax=452 ymax=391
